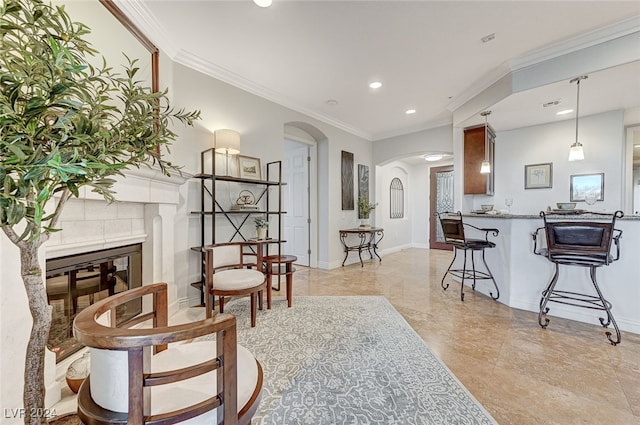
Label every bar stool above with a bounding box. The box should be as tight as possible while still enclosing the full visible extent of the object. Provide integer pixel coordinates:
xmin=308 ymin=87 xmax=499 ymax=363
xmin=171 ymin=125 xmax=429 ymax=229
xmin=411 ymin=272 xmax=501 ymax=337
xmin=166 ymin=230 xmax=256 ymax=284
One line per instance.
xmin=532 ymin=211 xmax=624 ymax=345
xmin=263 ymin=254 xmax=297 ymax=308
xmin=436 ymin=212 xmax=500 ymax=301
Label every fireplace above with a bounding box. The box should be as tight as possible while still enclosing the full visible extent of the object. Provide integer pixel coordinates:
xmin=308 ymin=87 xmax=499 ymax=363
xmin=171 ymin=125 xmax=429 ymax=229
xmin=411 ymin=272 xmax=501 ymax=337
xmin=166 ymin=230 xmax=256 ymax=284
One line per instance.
xmin=1 ymin=166 xmax=188 ymax=410
xmin=46 ymin=244 xmax=142 ymax=361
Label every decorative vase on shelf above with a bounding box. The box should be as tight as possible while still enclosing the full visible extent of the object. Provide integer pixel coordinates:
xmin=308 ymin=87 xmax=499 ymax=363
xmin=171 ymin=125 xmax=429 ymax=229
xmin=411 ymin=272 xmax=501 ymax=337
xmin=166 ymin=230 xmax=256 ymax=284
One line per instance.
xmin=257 ymin=227 xmax=267 ymax=240
xmin=66 ymin=351 xmax=90 ymax=394
xmin=360 ymin=218 xmax=371 ymax=228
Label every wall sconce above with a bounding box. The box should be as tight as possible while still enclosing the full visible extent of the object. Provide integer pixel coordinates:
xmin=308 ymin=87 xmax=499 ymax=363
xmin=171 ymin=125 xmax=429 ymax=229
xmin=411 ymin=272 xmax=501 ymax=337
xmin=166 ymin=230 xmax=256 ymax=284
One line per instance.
xmin=214 ymin=129 xmax=241 ymax=176
xmin=480 ymin=110 xmax=492 ymax=174
xmin=568 ymin=75 xmax=587 ymax=161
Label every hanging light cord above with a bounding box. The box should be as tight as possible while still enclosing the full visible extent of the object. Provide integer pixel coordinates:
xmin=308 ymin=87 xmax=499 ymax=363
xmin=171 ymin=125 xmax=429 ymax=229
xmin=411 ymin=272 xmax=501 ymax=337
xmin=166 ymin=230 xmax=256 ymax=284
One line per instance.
xmin=571 ymin=75 xmax=587 ymax=145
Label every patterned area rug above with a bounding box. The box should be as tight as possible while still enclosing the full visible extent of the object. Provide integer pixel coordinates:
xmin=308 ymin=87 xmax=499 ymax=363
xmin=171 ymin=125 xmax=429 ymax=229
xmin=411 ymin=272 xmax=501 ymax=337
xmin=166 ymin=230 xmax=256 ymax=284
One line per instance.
xmin=200 ymin=296 xmax=497 ymax=425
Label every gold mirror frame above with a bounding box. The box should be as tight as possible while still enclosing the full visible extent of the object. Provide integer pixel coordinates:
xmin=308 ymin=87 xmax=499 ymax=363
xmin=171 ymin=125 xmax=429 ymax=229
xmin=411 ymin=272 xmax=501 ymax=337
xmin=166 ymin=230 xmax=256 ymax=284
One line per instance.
xmin=98 ymin=0 xmax=159 ymax=93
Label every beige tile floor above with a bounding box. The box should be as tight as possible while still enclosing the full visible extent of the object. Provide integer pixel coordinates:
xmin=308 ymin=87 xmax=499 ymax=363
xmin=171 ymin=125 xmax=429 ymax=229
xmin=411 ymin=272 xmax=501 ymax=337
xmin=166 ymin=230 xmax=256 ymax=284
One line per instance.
xmin=279 ymin=248 xmax=640 ymax=425
xmin=53 ymin=247 xmax=639 ymax=424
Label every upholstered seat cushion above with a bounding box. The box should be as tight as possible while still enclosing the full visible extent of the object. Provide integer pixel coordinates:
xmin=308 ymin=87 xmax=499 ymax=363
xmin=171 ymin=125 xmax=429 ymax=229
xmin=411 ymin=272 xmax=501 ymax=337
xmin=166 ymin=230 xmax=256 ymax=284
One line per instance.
xmin=90 ymin=341 xmax=260 ymax=424
xmin=213 ymin=269 xmax=265 ymax=291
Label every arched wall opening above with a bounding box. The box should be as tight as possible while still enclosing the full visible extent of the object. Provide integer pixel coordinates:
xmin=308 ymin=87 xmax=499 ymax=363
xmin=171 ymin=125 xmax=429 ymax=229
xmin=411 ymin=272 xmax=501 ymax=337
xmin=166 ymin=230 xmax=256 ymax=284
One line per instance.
xmin=283 ymin=122 xmax=327 ymax=268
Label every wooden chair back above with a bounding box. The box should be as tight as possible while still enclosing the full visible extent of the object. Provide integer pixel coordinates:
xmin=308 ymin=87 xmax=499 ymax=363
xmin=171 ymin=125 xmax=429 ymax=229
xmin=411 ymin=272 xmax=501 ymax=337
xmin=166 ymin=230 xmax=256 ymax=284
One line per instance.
xmin=73 ymin=282 xmax=240 ymax=425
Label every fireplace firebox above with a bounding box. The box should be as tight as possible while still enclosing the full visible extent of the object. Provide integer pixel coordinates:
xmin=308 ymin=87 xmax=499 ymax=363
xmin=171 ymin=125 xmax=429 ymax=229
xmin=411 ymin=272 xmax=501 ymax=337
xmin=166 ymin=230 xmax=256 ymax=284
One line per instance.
xmin=46 ymin=244 xmax=142 ymax=361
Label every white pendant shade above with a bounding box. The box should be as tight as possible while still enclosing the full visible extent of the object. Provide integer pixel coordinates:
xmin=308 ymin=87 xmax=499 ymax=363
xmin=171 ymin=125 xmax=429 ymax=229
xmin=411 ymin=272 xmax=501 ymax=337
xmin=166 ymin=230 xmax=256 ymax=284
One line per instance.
xmin=214 ymin=129 xmax=241 ymax=154
xmin=480 ymin=160 xmax=491 ymax=174
xmin=568 ymin=142 xmax=584 ymax=161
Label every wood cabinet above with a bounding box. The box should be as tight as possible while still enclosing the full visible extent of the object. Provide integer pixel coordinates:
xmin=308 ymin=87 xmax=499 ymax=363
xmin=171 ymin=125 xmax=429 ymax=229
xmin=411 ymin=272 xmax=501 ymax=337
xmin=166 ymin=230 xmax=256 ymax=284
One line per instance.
xmin=464 ymin=124 xmax=495 ymax=195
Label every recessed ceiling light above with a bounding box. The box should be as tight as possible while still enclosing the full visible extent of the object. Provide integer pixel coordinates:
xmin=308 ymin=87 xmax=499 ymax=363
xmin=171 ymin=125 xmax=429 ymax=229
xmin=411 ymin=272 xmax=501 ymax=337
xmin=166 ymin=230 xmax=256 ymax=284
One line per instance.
xmin=253 ymin=0 xmax=272 ymax=7
xmin=369 ymin=81 xmax=382 ymax=89
xmin=325 ymin=99 xmax=338 ymax=106
xmin=405 ymin=109 xmax=416 ymax=115
xmin=424 ymin=154 xmax=444 ymax=162
xmin=556 ymin=109 xmax=574 ymax=115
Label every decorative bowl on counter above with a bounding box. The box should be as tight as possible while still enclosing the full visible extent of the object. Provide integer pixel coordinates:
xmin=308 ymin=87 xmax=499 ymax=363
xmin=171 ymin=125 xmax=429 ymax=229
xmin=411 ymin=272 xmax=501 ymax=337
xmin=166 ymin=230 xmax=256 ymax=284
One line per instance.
xmin=556 ymin=202 xmax=577 ymax=210
xmin=480 ymin=204 xmax=494 ymax=212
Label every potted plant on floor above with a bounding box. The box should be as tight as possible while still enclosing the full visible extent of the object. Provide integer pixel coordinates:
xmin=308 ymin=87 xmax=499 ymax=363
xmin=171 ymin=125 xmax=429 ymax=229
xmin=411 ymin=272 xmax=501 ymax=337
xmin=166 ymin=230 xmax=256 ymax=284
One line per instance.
xmin=0 ymin=1 xmax=200 ymax=423
xmin=358 ymin=196 xmax=377 ymax=228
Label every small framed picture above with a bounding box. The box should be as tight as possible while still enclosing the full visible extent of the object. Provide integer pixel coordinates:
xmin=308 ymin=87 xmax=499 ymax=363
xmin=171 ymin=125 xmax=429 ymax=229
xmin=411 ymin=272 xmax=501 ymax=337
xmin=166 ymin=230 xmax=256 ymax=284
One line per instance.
xmin=237 ymin=155 xmax=262 ymax=180
xmin=570 ymin=173 xmax=604 ymax=202
xmin=524 ymin=163 xmax=552 ymax=189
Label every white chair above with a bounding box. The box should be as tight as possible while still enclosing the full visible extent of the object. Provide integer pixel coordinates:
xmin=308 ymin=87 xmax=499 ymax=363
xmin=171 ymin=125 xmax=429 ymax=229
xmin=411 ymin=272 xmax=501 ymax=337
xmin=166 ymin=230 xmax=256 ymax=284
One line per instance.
xmin=73 ymin=282 xmax=263 ymax=425
xmin=204 ymin=242 xmax=267 ymax=327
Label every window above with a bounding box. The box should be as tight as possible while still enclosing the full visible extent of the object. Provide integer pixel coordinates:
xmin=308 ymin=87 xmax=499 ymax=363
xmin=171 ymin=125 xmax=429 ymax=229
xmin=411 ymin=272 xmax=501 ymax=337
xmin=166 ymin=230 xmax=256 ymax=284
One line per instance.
xmin=390 ymin=178 xmax=404 ymax=219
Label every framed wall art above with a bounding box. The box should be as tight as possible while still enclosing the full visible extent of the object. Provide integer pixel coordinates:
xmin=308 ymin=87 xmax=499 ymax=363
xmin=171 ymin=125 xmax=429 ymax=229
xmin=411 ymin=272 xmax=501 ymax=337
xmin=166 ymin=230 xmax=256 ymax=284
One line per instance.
xmin=341 ymin=151 xmax=354 ymax=210
xmin=570 ymin=173 xmax=604 ymax=202
xmin=524 ymin=163 xmax=552 ymax=189
xmin=357 ymin=164 xmax=369 ymax=218
xmin=237 ymin=155 xmax=262 ymax=180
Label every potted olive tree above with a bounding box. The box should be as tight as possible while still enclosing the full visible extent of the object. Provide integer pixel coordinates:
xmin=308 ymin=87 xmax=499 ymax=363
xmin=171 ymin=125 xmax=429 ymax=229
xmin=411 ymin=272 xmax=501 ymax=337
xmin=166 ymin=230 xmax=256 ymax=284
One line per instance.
xmin=0 ymin=1 xmax=200 ymax=423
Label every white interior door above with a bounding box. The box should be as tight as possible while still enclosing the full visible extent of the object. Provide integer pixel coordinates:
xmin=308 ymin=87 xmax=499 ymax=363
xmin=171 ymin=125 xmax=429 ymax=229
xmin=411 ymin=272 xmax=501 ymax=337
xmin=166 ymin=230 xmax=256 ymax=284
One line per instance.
xmin=283 ymin=140 xmax=310 ymax=266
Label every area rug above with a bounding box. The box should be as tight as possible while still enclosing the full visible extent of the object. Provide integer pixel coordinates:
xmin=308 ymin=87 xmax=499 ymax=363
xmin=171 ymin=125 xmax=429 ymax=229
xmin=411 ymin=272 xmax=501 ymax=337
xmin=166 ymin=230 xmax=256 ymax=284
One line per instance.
xmin=200 ymin=296 xmax=497 ymax=425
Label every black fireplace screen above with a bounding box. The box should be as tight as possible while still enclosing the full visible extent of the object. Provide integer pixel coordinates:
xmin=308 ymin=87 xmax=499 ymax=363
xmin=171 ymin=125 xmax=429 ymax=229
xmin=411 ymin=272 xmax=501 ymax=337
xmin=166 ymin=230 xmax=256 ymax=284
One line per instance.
xmin=46 ymin=244 xmax=142 ymax=361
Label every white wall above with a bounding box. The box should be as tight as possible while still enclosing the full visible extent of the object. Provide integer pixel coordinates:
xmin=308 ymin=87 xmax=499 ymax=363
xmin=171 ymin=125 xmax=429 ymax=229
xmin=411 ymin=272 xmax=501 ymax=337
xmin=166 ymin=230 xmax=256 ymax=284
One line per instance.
xmin=375 ymin=163 xmax=412 ymax=254
xmin=373 ymin=125 xmax=452 ymax=166
xmin=165 ymin=63 xmax=373 ymax=290
xmin=409 ymin=164 xmax=430 ymax=249
xmin=465 ymin=110 xmax=626 ymax=214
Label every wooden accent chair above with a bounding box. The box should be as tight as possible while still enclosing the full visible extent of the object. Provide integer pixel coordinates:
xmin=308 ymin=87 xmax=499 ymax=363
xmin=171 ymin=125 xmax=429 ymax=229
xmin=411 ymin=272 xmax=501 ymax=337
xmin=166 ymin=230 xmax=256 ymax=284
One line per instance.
xmin=436 ymin=211 xmax=500 ymax=301
xmin=204 ymin=242 xmax=267 ymax=327
xmin=73 ymin=282 xmax=263 ymax=425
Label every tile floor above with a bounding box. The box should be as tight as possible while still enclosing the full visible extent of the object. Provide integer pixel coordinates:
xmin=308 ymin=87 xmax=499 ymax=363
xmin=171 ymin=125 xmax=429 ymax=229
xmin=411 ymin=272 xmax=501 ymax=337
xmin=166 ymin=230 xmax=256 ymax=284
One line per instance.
xmin=53 ymin=248 xmax=640 ymax=424
xmin=287 ymin=248 xmax=640 ymax=425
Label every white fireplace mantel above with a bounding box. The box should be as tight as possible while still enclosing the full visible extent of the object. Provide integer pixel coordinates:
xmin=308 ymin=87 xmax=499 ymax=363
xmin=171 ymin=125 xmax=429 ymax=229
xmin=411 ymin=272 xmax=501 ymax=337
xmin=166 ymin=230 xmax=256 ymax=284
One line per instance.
xmin=0 ymin=166 xmax=190 ymax=420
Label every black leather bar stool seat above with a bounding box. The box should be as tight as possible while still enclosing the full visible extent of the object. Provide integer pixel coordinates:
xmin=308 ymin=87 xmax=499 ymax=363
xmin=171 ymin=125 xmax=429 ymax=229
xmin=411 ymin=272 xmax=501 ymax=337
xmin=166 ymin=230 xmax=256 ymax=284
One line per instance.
xmin=532 ymin=210 xmax=624 ymax=345
xmin=436 ymin=211 xmax=500 ymax=301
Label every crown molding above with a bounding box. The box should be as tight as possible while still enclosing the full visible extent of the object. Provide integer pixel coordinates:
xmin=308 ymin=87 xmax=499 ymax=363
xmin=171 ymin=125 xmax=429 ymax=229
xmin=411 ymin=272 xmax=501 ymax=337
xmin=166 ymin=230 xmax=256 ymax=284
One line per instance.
xmin=173 ymin=50 xmax=372 ymax=141
xmin=112 ymin=0 xmax=180 ymax=60
xmin=448 ymin=16 xmax=640 ymax=114
xmin=114 ymin=0 xmax=372 ymax=141
xmin=507 ymin=15 xmax=640 ymax=71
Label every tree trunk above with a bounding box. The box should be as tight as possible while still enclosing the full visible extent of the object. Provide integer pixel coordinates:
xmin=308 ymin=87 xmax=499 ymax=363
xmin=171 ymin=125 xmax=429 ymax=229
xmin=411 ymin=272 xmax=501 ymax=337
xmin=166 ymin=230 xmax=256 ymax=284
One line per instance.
xmin=20 ymin=242 xmax=52 ymax=425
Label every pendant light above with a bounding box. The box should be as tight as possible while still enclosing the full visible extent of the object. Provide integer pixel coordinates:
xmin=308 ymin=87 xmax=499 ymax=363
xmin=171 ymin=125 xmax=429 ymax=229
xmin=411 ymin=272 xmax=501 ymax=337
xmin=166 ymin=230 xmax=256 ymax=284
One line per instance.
xmin=480 ymin=110 xmax=492 ymax=174
xmin=568 ymin=75 xmax=587 ymax=161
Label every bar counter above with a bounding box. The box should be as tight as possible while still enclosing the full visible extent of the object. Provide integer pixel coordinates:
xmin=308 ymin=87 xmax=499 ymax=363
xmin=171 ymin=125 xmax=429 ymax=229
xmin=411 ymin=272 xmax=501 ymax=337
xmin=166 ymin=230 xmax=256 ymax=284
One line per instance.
xmin=457 ymin=212 xmax=639 ymax=335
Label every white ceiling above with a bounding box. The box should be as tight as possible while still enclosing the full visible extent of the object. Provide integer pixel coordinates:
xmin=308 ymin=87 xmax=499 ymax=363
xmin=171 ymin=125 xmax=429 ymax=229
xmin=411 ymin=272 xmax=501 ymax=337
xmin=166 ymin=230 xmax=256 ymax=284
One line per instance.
xmin=122 ymin=1 xmax=640 ymax=144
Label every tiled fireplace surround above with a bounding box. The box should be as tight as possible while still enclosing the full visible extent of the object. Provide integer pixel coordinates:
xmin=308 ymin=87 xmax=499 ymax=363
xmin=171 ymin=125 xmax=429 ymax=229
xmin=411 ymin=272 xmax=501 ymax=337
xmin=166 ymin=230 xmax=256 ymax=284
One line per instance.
xmin=0 ymin=167 xmax=188 ymax=411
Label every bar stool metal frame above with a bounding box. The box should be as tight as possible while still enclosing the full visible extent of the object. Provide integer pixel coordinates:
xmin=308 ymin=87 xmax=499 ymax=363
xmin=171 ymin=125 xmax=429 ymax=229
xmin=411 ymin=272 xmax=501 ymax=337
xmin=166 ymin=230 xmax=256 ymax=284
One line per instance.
xmin=532 ymin=210 xmax=623 ymax=345
xmin=436 ymin=212 xmax=500 ymax=301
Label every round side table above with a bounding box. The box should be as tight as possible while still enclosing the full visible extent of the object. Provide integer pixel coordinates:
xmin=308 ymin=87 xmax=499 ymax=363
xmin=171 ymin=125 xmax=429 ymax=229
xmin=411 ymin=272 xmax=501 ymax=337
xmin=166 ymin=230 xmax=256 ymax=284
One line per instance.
xmin=263 ymin=255 xmax=297 ymax=308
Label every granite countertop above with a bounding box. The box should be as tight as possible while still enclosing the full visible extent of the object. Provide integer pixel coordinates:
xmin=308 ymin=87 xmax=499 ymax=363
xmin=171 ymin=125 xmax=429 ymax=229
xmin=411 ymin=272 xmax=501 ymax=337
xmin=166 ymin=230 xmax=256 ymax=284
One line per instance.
xmin=462 ymin=211 xmax=640 ymax=220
